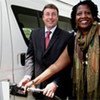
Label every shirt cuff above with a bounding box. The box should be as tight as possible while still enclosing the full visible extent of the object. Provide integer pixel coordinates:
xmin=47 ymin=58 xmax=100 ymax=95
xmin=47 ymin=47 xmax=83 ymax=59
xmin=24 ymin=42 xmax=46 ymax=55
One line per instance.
xmin=24 ymin=75 xmax=31 ymax=80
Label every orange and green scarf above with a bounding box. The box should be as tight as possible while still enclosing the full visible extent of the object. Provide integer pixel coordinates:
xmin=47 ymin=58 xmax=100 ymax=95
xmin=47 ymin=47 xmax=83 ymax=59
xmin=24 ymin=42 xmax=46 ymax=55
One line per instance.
xmin=73 ymin=21 xmax=100 ymax=100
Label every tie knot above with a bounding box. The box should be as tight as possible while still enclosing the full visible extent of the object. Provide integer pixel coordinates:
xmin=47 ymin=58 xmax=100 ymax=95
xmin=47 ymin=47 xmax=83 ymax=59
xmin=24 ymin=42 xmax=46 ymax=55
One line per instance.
xmin=46 ymin=31 xmax=51 ymax=34
xmin=46 ymin=31 xmax=51 ymax=38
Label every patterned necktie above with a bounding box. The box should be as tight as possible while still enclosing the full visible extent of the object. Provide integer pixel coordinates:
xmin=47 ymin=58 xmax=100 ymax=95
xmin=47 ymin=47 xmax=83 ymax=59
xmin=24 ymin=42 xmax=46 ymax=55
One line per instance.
xmin=45 ymin=31 xmax=51 ymax=49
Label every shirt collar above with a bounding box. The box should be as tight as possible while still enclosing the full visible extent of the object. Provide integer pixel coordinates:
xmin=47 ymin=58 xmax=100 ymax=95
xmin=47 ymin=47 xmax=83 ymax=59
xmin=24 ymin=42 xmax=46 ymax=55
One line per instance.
xmin=45 ymin=26 xmax=57 ymax=34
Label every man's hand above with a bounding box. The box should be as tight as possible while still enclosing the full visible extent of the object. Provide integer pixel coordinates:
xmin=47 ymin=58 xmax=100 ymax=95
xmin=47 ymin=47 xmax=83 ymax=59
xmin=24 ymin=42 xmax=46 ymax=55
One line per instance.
xmin=18 ymin=77 xmax=30 ymax=87
xmin=43 ymin=82 xmax=58 ymax=98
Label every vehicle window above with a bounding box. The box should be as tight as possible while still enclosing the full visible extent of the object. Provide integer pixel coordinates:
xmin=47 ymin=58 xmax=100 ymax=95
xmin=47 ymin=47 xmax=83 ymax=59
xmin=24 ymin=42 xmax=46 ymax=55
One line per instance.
xmin=58 ymin=16 xmax=72 ymax=31
xmin=11 ymin=5 xmax=43 ymax=45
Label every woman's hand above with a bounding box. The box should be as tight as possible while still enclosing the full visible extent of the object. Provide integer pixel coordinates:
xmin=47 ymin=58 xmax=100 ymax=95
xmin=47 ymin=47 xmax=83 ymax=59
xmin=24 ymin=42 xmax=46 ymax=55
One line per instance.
xmin=24 ymin=80 xmax=35 ymax=92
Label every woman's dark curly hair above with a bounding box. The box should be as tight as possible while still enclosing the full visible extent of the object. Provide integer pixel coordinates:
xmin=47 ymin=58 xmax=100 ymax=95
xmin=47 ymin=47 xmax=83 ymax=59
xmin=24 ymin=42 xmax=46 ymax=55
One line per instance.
xmin=70 ymin=0 xmax=100 ymax=31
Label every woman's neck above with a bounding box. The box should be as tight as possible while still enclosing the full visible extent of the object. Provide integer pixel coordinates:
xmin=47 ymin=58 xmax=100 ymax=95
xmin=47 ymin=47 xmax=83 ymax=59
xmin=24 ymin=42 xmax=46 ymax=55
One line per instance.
xmin=79 ymin=28 xmax=90 ymax=36
xmin=78 ymin=25 xmax=92 ymax=36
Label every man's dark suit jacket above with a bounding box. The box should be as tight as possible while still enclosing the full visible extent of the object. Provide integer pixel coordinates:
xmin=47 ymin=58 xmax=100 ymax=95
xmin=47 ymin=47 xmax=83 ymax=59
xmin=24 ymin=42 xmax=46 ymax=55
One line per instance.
xmin=25 ymin=27 xmax=73 ymax=99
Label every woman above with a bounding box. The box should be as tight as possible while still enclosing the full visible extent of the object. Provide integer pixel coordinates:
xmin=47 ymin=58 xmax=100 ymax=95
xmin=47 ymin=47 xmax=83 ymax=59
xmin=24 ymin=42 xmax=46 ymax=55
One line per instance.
xmin=70 ymin=0 xmax=100 ymax=99
xmin=25 ymin=0 xmax=100 ymax=99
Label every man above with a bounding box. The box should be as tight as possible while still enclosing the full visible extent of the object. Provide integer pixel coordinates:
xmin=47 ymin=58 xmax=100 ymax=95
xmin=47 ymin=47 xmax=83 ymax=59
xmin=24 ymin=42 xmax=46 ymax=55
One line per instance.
xmin=19 ymin=4 xmax=72 ymax=100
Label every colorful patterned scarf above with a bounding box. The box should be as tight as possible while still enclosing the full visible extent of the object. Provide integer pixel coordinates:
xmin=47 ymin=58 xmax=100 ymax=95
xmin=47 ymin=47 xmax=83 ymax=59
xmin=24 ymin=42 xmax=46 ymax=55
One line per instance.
xmin=73 ymin=21 xmax=100 ymax=100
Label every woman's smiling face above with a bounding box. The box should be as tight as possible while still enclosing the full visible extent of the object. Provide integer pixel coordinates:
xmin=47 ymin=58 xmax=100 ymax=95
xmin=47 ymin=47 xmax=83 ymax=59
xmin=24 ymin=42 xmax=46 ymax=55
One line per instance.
xmin=75 ymin=4 xmax=94 ymax=31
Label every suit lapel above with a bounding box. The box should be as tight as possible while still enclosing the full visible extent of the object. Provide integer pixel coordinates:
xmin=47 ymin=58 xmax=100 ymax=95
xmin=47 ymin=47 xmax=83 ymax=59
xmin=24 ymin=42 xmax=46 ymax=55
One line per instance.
xmin=38 ymin=28 xmax=45 ymax=53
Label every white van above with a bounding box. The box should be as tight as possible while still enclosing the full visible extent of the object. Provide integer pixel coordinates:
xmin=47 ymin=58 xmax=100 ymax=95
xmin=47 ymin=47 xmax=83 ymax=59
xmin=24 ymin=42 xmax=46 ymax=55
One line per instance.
xmin=0 ymin=0 xmax=73 ymax=99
